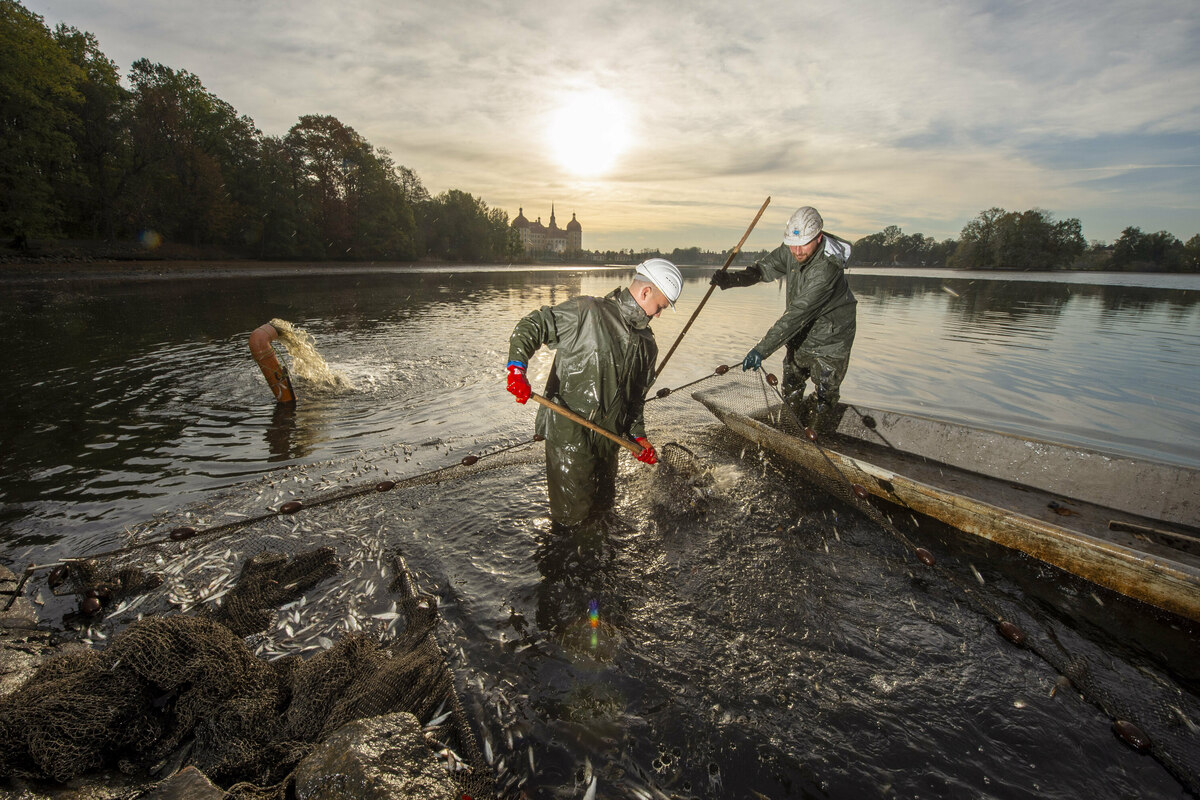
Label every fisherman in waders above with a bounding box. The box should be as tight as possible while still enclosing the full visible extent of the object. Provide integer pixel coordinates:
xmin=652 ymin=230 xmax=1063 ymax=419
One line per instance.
xmin=711 ymin=206 xmax=856 ymax=431
xmin=505 ymin=259 xmax=682 ymax=527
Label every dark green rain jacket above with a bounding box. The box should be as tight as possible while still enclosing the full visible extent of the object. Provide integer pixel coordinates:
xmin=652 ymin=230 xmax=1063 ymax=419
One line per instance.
xmin=750 ymin=234 xmax=857 ymax=361
xmin=508 ymin=287 xmax=658 ymax=442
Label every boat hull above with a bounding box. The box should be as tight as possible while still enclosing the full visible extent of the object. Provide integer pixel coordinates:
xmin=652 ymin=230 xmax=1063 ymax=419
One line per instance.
xmin=695 ymin=393 xmax=1200 ymax=623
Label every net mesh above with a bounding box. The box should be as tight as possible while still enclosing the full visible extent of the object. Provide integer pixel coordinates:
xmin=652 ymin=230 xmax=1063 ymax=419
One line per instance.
xmin=665 ymin=368 xmax=1200 ymax=798
xmin=0 ymin=445 xmax=544 ymax=798
xmin=4 ymin=364 xmax=1199 ymax=798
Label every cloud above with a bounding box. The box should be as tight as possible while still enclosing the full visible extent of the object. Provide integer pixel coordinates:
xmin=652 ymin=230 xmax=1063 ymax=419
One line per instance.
xmin=22 ymin=0 xmax=1200 ymax=249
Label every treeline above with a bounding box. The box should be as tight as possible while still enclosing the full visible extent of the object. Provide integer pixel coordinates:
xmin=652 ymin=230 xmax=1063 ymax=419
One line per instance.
xmin=611 ymin=210 xmax=1198 ymax=273
xmin=0 ymin=0 xmax=521 ymax=261
xmin=851 ymin=209 xmax=1199 ymax=272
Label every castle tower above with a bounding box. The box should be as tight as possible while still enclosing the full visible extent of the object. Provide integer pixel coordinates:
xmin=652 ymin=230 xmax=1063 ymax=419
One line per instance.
xmin=511 ymin=205 xmax=581 ymax=255
xmin=566 ymin=212 xmax=582 ymax=252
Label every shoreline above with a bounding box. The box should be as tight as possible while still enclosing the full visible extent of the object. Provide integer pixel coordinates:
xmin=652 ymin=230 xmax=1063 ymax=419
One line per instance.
xmin=0 ymin=257 xmax=618 ymax=282
xmin=3 ymin=247 xmax=1195 ymax=283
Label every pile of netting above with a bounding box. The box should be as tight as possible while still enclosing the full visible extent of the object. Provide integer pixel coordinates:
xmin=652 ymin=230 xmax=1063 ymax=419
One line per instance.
xmin=0 ymin=441 xmax=545 ymax=799
xmin=654 ymin=367 xmax=1200 ymax=798
xmin=6 ymin=360 xmax=1199 ymax=797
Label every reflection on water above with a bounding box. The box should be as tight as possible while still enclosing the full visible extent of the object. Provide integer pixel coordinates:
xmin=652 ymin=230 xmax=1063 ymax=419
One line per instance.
xmin=1 ymin=266 xmax=1198 ymax=551
xmin=841 ymin=273 xmax=1200 ymax=465
xmin=265 ymin=403 xmax=308 ymax=462
xmin=2 ymin=265 xmax=1198 ymax=799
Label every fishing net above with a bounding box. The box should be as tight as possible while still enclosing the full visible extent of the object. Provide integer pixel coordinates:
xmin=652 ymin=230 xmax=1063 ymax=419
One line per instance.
xmin=0 ymin=443 xmax=545 ymax=799
xmin=654 ymin=366 xmax=1200 ymax=798
xmin=5 ymin=354 xmax=1199 ymax=798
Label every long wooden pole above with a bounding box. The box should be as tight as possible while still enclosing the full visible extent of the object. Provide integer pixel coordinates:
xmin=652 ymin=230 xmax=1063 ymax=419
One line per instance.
xmin=530 ymin=393 xmax=641 ymax=454
xmin=655 ymin=196 xmax=771 ymax=378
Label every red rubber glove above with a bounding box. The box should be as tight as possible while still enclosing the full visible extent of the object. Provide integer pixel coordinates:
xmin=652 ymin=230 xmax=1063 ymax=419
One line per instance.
xmin=506 ymin=364 xmax=531 ymax=403
xmin=635 ymin=437 xmax=657 ymax=465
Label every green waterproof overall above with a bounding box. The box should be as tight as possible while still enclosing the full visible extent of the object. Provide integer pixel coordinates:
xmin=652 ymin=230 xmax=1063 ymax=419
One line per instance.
xmin=508 ymin=288 xmax=657 ymax=526
xmin=749 ymin=237 xmax=857 ymax=414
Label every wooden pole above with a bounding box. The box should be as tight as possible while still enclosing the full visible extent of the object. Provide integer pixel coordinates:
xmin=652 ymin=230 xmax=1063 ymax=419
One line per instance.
xmin=655 ymin=196 xmax=771 ymax=378
xmin=1109 ymin=519 xmax=1200 ymax=547
xmin=529 ymin=393 xmax=642 ymax=454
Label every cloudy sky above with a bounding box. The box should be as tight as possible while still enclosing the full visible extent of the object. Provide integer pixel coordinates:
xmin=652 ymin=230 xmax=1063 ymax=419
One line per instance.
xmin=24 ymin=0 xmax=1200 ymax=252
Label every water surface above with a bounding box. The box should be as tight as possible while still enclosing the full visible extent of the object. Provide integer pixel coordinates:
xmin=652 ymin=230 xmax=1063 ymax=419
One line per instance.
xmin=1 ymin=264 xmax=1198 ymax=798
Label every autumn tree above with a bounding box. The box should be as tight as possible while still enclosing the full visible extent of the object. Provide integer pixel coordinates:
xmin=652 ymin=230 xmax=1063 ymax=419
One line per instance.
xmin=1111 ymin=227 xmax=1190 ymax=272
xmin=124 ymin=59 xmax=261 ymax=246
xmin=851 ymin=226 xmax=955 ymax=266
xmin=950 ymin=208 xmax=1084 ymax=269
xmin=0 ymin=0 xmax=83 ymax=238
xmin=422 ymin=190 xmax=521 ymax=262
xmin=52 ymin=23 xmax=128 ymax=239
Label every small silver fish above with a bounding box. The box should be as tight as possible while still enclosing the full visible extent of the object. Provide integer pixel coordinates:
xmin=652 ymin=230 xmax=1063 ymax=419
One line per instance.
xmin=425 ymin=711 xmax=452 ymax=728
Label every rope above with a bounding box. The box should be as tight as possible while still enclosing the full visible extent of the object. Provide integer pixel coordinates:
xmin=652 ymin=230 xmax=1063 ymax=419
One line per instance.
xmin=31 ymin=435 xmax=543 ymax=573
xmin=645 ymin=364 xmax=733 ymax=403
xmin=734 ymin=369 xmax=1197 ymax=795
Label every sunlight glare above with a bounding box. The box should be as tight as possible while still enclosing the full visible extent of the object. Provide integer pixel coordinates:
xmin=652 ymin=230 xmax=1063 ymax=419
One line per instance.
xmin=547 ymin=89 xmax=631 ymax=177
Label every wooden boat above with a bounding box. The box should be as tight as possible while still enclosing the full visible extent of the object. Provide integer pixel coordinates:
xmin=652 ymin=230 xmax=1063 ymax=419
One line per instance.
xmin=693 ymin=387 xmax=1200 ymax=623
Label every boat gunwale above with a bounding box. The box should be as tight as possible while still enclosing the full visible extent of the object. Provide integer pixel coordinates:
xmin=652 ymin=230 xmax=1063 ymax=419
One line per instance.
xmin=695 ymin=393 xmax=1200 ymax=623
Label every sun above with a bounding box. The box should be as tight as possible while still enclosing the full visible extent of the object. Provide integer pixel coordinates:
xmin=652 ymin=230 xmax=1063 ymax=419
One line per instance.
xmin=547 ymin=88 xmax=631 ymax=177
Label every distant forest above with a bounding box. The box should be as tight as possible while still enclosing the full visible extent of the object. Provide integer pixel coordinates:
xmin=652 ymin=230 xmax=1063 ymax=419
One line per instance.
xmin=2 ymin=0 xmax=1197 ymax=271
xmin=650 ymin=210 xmax=1197 ymax=274
xmin=1 ymin=0 xmax=520 ymax=262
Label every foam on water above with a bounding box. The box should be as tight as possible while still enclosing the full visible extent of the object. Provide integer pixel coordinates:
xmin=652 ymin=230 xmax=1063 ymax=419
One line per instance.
xmin=269 ymin=318 xmax=353 ymax=391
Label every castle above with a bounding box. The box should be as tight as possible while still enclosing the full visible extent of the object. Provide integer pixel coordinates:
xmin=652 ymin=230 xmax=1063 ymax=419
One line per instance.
xmin=511 ymin=205 xmax=582 ymax=255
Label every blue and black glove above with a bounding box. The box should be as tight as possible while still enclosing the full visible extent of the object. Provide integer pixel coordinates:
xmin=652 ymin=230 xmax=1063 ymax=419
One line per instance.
xmin=741 ymin=349 xmax=763 ymax=372
xmin=710 ymin=266 xmax=762 ymax=290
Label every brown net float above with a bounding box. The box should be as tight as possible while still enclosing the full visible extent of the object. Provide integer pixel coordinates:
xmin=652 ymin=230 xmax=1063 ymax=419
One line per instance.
xmin=997 ymin=620 xmax=1027 ymax=647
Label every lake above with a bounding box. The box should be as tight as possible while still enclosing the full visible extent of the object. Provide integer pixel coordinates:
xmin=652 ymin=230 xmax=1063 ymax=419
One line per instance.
xmin=1 ymin=264 xmax=1198 ymax=798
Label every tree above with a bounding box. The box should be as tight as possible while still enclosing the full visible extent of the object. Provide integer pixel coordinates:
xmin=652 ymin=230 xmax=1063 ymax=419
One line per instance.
xmin=349 ymin=147 xmax=423 ymax=260
xmin=125 ymin=59 xmax=261 ymax=246
xmin=1112 ymin=227 xmax=1186 ymax=271
xmin=669 ymin=246 xmax=702 ymax=264
xmin=0 ymin=0 xmax=84 ymax=237
xmin=280 ymin=115 xmax=423 ymax=260
xmin=1185 ymin=235 xmax=1200 ymax=271
xmin=950 ymin=207 xmax=1006 ymax=268
xmin=52 ymin=24 xmax=129 ymax=240
xmin=951 ymin=208 xmax=1083 ymax=269
xmin=851 ymin=226 xmax=952 ymax=266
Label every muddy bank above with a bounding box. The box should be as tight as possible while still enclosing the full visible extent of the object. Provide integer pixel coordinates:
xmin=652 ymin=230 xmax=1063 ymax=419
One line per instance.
xmin=0 ymin=258 xmax=429 ymax=282
xmin=0 ymin=240 xmax=595 ymax=282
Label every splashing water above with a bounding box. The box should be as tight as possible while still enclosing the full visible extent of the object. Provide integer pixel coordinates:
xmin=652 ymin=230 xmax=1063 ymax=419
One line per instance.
xmin=269 ymin=318 xmax=353 ymax=390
